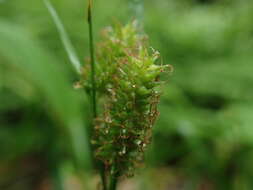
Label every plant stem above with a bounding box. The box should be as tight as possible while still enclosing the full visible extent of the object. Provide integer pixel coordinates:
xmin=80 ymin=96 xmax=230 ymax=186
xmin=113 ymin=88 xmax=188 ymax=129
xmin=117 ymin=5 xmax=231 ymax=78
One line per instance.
xmin=109 ymin=174 xmax=118 ymax=190
xmin=109 ymin=166 xmax=118 ymax=190
xmin=87 ymin=0 xmax=97 ymax=118
xmin=52 ymin=166 xmax=64 ymax=190
xmin=87 ymin=1 xmax=107 ymax=190
xmin=100 ymin=167 xmax=107 ymax=190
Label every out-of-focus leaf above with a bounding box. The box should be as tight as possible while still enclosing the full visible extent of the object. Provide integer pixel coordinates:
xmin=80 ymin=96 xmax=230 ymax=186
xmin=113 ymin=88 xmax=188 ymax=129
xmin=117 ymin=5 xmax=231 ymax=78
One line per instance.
xmin=0 ymin=20 xmax=91 ymax=170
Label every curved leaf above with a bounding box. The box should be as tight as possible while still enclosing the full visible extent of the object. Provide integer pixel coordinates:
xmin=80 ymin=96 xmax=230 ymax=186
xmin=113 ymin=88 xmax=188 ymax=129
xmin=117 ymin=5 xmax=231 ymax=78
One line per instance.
xmin=43 ymin=0 xmax=82 ymax=74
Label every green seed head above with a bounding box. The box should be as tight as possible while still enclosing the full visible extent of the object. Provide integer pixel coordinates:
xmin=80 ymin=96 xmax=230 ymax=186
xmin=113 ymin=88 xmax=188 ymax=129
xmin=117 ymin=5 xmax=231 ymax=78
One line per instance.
xmin=81 ymin=21 xmax=171 ymax=177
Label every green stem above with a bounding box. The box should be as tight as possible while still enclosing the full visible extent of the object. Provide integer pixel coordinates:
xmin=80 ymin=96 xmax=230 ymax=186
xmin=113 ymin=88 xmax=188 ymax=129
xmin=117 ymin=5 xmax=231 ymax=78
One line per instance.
xmin=109 ymin=166 xmax=118 ymax=190
xmin=52 ymin=166 xmax=65 ymax=190
xmin=88 ymin=0 xmax=97 ymax=118
xmin=109 ymin=174 xmax=118 ymax=190
xmin=87 ymin=1 xmax=107 ymax=190
xmin=100 ymin=167 xmax=107 ymax=190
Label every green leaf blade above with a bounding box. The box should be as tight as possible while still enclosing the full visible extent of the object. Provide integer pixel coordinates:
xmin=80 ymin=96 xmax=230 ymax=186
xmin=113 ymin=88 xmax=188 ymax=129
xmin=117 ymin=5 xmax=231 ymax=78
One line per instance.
xmin=43 ymin=0 xmax=82 ymax=74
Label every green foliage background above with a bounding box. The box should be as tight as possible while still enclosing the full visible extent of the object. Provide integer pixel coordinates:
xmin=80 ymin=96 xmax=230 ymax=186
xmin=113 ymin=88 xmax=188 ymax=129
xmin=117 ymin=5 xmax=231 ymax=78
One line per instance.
xmin=1 ymin=0 xmax=253 ymax=189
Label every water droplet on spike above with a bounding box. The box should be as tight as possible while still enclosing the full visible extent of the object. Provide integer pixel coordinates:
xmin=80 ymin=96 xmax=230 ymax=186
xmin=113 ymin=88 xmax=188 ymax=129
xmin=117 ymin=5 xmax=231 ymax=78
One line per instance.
xmin=136 ymin=140 xmax=141 ymax=145
xmin=122 ymin=147 xmax=126 ymax=154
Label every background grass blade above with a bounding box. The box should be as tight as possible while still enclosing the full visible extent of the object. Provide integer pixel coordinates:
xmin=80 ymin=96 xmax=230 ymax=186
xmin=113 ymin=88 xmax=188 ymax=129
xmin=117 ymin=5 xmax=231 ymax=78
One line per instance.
xmin=43 ymin=0 xmax=81 ymax=74
xmin=0 ymin=19 xmax=91 ymax=171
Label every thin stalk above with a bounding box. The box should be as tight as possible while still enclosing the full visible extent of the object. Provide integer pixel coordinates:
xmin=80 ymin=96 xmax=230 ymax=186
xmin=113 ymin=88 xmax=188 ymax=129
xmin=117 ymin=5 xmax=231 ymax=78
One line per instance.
xmin=87 ymin=0 xmax=97 ymax=118
xmin=99 ymin=163 xmax=107 ymax=190
xmin=109 ymin=172 xmax=118 ymax=190
xmin=52 ymin=166 xmax=65 ymax=190
xmin=87 ymin=1 xmax=107 ymax=190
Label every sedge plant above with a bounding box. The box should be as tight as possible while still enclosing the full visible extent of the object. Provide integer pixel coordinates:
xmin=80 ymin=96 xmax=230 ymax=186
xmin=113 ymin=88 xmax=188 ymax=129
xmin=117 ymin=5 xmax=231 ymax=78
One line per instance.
xmin=44 ymin=0 xmax=171 ymax=189
xmin=81 ymin=21 xmax=171 ymax=189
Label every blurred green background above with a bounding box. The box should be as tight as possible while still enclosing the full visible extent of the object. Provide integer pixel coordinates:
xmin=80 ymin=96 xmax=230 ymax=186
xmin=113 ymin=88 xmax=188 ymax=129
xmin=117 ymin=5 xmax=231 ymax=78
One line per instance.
xmin=1 ymin=0 xmax=253 ymax=189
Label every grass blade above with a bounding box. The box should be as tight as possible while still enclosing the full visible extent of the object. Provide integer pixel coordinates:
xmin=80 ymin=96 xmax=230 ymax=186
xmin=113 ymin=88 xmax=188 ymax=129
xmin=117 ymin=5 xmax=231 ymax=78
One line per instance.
xmin=43 ymin=0 xmax=82 ymax=74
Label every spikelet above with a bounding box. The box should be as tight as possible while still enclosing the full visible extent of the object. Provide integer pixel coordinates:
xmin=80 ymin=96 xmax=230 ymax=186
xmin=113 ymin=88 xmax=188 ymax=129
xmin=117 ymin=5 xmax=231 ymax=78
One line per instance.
xmin=81 ymin=21 xmax=171 ymax=177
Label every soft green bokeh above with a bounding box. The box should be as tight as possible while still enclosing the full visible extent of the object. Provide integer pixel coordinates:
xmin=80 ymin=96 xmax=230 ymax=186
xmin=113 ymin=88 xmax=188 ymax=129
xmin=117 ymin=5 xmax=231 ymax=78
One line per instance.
xmin=1 ymin=0 xmax=253 ymax=189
